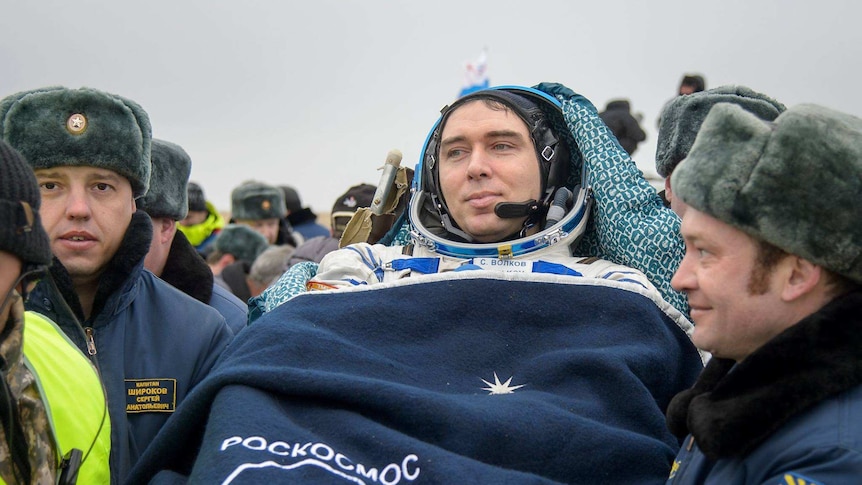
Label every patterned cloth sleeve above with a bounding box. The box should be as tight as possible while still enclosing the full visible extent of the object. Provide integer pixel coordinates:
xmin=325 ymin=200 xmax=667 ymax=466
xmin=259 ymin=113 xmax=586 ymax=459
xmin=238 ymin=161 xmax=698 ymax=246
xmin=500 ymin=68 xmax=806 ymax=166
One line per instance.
xmin=536 ymin=82 xmax=688 ymax=316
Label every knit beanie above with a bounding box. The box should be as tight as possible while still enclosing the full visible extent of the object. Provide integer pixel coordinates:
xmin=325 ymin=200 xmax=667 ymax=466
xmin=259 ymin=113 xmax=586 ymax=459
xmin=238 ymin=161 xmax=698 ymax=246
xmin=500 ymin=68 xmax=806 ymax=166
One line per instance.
xmin=138 ymin=139 xmax=191 ymax=220
xmin=187 ymin=182 xmax=207 ymax=212
xmin=0 ymin=140 xmax=52 ymax=266
xmin=0 ymin=86 xmax=152 ymax=198
xmin=280 ymin=186 xmax=302 ymax=214
xmin=231 ymin=181 xmax=285 ymax=221
xmin=673 ymin=102 xmax=862 ymax=283
xmin=656 ymin=85 xmax=786 ymax=178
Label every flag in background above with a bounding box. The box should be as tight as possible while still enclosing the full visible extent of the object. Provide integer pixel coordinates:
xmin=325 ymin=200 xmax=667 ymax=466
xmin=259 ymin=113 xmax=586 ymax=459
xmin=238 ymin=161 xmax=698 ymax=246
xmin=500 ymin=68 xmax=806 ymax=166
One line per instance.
xmin=458 ymin=49 xmax=489 ymax=98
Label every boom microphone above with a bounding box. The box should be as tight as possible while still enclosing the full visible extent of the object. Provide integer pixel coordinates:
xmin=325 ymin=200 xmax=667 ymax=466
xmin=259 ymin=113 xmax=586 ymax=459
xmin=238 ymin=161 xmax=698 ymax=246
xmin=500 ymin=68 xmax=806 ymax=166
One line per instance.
xmin=494 ymin=199 xmax=540 ymax=219
xmin=370 ymin=149 xmax=403 ymax=215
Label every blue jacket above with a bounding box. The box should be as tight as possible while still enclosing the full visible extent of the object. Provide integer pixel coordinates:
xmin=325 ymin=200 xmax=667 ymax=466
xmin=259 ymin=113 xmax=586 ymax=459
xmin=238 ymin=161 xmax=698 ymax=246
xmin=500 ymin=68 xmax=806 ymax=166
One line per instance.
xmin=287 ymin=207 xmax=330 ymax=241
xmin=26 ymin=212 xmax=235 ymax=483
xmin=209 ymin=283 xmax=248 ymax=335
xmin=161 ymin=230 xmax=248 ymax=335
xmin=666 ymin=290 xmax=862 ymax=484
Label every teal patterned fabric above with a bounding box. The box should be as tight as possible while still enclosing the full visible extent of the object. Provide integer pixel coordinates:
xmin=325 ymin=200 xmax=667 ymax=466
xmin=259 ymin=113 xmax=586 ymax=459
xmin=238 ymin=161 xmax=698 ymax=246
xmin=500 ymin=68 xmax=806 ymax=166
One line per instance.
xmin=543 ymin=83 xmax=688 ymax=315
xmin=253 ymin=83 xmax=688 ymax=318
xmin=249 ymin=261 xmax=319 ymax=321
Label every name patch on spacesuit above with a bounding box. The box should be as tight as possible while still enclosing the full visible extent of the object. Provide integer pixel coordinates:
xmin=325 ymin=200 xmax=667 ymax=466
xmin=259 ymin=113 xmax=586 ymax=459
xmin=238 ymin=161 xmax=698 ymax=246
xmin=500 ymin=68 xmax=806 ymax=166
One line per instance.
xmin=125 ymin=378 xmax=177 ymax=413
xmin=471 ymin=258 xmax=532 ymax=273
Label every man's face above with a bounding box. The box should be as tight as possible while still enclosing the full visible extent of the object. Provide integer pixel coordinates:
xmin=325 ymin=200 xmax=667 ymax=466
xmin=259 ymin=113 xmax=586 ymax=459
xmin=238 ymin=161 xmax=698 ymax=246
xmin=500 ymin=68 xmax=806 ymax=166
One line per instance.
xmin=664 ymin=174 xmax=688 ymax=217
xmin=237 ymin=218 xmax=280 ymax=244
xmin=144 ymin=216 xmax=176 ymax=277
xmin=678 ymin=85 xmax=697 ymax=95
xmin=181 ymin=210 xmax=208 ymax=226
xmin=671 ymin=208 xmax=794 ymax=361
xmin=36 ymin=166 xmax=136 ymax=283
xmin=438 ymin=100 xmax=541 ymax=243
xmin=0 ymin=250 xmax=23 ymax=325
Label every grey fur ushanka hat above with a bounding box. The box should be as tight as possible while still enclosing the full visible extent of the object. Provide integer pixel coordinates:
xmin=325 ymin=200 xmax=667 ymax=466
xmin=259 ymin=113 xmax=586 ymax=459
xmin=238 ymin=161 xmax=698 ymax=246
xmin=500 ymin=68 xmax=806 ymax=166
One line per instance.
xmin=231 ymin=181 xmax=285 ymax=221
xmin=0 ymin=86 xmax=152 ymax=198
xmin=214 ymin=224 xmax=270 ymax=263
xmin=138 ymin=139 xmax=191 ymax=220
xmin=672 ymin=102 xmax=862 ymax=283
xmin=656 ymin=85 xmax=786 ymax=178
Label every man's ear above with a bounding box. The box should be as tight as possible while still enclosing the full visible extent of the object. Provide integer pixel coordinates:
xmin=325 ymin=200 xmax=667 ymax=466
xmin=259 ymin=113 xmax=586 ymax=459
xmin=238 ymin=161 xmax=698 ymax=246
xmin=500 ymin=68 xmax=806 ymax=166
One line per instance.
xmin=781 ymin=256 xmax=823 ymax=302
xmin=218 ymin=253 xmax=236 ymax=267
xmin=156 ymin=218 xmax=177 ymax=245
xmin=664 ymin=175 xmax=673 ymax=203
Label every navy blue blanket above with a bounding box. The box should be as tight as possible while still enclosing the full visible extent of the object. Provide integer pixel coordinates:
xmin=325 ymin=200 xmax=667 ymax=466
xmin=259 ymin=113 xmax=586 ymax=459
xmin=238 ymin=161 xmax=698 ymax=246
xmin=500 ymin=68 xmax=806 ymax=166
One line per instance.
xmin=128 ymin=273 xmax=702 ymax=484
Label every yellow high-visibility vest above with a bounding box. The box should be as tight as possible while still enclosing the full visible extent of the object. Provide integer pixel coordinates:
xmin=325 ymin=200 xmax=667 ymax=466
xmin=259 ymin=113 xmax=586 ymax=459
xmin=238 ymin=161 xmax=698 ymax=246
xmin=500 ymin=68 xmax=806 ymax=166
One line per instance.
xmin=22 ymin=311 xmax=111 ymax=484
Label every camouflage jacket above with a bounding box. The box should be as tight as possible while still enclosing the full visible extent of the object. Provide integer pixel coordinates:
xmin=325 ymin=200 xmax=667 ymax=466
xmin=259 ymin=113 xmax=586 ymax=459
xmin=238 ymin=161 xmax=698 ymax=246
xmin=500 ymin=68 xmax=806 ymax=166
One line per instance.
xmin=0 ymin=291 xmax=56 ymax=485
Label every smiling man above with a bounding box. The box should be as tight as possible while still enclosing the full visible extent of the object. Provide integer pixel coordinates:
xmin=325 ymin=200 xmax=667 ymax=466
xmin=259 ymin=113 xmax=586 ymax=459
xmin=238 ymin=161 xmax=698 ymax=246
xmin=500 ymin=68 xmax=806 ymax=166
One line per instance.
xmin=0 ymin=86 xmax=235 ymax=483
xmin=665 ymin=103 xmax=862 ymax=483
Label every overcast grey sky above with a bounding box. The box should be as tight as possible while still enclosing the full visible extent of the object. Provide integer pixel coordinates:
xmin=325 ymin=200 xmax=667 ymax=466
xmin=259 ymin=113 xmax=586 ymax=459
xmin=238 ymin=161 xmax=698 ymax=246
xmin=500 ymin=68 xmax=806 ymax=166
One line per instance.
xmin=3 ymin=0 xmax=860 ymax=214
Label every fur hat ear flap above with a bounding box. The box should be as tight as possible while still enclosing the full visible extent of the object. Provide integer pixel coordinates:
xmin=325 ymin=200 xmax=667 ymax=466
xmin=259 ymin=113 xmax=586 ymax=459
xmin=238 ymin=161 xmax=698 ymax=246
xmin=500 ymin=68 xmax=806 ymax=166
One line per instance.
xmin=138 ymin=139 xmax=192 ymax=220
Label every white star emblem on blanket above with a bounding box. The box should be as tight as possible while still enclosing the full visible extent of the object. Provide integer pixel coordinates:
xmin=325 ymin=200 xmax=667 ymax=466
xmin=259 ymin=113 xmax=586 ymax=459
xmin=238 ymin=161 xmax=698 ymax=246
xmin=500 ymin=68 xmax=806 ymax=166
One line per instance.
xmin=481 ymin=372 xmax=525 ymax=395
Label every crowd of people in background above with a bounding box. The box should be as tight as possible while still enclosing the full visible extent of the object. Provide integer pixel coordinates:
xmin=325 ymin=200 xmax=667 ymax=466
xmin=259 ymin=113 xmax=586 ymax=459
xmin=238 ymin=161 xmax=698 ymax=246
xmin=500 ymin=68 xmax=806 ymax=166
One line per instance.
xmin=0 ymin=71 xmax=859 ymax=484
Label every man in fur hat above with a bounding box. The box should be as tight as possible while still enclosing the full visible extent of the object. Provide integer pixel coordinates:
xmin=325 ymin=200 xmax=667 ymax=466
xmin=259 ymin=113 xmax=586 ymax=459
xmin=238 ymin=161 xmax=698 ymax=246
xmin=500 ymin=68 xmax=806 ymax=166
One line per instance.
xmin=140 ymin=139 xmax=248 ymax=335
xmin=666 ymin=103 xmax=862 ymax=482
xmin=207 ymin=224 xmax=270 ymax=302
xmin=655 ymin=85 xmax=786 ymax=216
xmin=0 ymin=86 xmax=235 ymax=482
xmin=230 ymin=180 xmax=300 ymax=247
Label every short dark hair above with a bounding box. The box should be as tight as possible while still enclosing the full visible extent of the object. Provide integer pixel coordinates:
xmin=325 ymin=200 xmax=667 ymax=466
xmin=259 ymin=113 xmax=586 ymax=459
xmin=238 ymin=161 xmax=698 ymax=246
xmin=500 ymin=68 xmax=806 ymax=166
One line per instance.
xmin=680 ymin=75 xmax=706 ymax=93
xmin=748 ymin=239 xmax=788 ymax=295
xmin=749 ymin=238 xmax=860 ymax=297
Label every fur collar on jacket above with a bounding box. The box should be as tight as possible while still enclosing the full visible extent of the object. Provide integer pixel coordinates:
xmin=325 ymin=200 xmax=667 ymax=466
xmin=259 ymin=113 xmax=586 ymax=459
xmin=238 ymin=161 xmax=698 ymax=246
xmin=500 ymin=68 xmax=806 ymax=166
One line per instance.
xmin=666 ymin=290 xmax=862 ymax=459
xmin=47 ymin=210 xmax=152 ymax=323
xmin=159 ymin=230 xmax=213 ymax=304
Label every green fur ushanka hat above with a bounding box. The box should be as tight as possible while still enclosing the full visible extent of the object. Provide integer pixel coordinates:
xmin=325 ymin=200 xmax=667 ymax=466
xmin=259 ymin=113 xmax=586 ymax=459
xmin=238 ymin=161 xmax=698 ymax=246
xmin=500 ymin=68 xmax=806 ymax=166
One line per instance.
xmin=139 ymin=139 xmax=191 ymax=221
xmin=214 ymin=224 xmax=270 ymax=263
xmin=673 ymin=102 xmax=862 ymax=283
xmin=0 ymin=86 xmax=152 ymax=198
xmin=656 ymin=85 xmax=786 ymax=178
xmin=231 ymin=181 xmax=285 ymax=221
